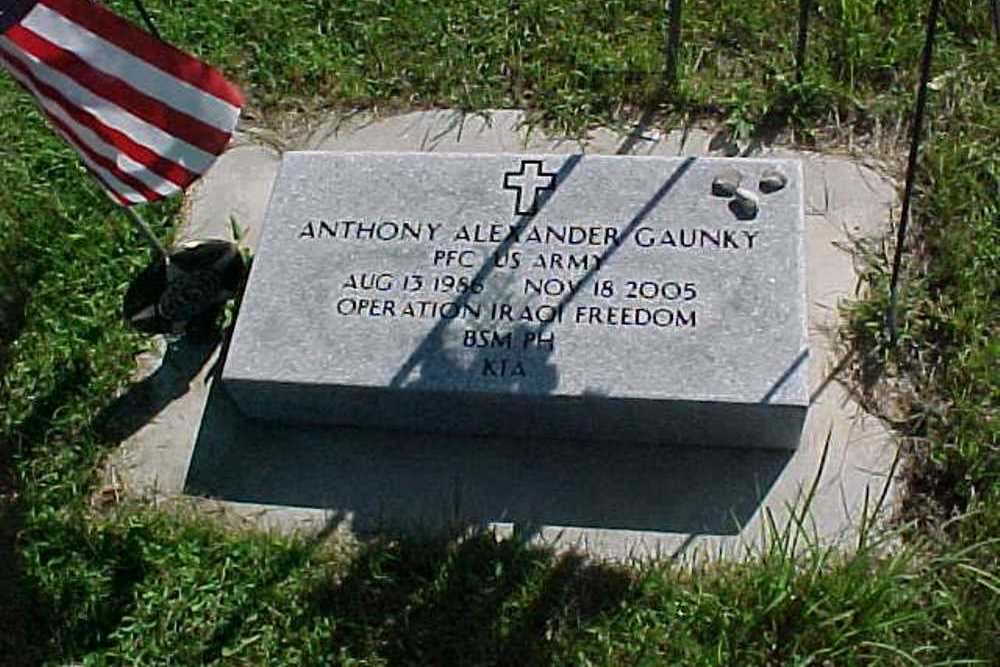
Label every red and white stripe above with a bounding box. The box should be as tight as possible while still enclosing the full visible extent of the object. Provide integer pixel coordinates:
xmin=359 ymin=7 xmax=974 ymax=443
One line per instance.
xmin=0 ymin=0 xmax=243 ymax=205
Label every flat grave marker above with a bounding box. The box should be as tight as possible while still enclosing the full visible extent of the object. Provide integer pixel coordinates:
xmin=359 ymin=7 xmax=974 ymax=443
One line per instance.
xmin=222 ymin=151 xmax=808 ymax=448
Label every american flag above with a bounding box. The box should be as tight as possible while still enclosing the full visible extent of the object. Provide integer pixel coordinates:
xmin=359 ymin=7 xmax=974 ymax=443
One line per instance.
xmin=0 ymin=0 xmax=244 ymax=205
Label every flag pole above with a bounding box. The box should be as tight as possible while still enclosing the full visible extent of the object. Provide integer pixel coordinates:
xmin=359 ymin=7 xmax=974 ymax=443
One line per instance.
xmin=87 ymin=0 xmax=162 ymax=40
xmin=795 ymin=0 xmax=813 ymax=84
xmin=128 ymin=0 xmax=162 ymax=40
xmin=124 ymin=206 xmax=170 ymax=264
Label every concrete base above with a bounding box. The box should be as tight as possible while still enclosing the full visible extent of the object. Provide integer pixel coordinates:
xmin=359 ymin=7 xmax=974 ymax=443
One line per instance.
xmin=101 ymin=110 xmax=899 ymax=561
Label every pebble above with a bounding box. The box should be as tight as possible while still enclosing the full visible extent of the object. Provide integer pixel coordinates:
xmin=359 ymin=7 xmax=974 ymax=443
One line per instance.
xmin=759 ymin=168 xmax=788 ymax=193
xmin=730 ymin=187 xmax=759 ymax=220
xmin=711 ymin=167 xmax=742 ymax=197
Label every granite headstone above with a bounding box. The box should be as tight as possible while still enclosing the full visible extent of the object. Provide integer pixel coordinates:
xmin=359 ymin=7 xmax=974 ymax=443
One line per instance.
xmin=222 ymin=151 xmax=808 ymax=449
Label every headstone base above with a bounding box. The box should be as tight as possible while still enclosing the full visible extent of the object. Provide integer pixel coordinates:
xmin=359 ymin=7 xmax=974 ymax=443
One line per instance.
xmin=226 ymin=380 xmax=806 ymax=449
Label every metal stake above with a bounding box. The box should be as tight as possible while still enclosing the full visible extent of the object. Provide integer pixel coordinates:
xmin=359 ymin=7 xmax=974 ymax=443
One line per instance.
xmin=795 ymin=0 xmax=813 ymax=83
xmin=124 ymin=206 xmax=170 ymax=264
xmin=129 ymin=0 xmax=162 ymax=41
xmin=664 ymin=0 xmax=684 ymax=87
xmin=992 ymin=0 xmax=999 ymax=42
xmin=887 ymin=0 xmax=941 ymax=343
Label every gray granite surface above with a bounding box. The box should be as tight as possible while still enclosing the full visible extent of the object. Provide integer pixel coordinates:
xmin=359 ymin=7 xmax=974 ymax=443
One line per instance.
xmin=222 ymin=151 xmax=808 ymax=448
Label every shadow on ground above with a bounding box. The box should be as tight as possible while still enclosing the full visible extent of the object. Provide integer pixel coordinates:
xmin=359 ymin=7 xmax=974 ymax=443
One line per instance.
xmin=185 ymin=377 xmax=792 ymax=536
xmin=306 ymin=529 xmax=636 ymax=665
xmin=1 ymin=230 xmax=61 ymax=665
xmin=94 ymin=336 xmax=221 ymax=444
xmin=0 ymin=355 xmax=95 ymax=667
xmin=1 ymin=349 xmax=167 ymax=665
xmin=0 ymin=448 xmax=42 ymax=667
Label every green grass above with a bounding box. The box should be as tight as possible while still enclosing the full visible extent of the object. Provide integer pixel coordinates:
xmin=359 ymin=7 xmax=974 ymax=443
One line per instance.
xmin=1 ymin=0 xmax=997 ymax=664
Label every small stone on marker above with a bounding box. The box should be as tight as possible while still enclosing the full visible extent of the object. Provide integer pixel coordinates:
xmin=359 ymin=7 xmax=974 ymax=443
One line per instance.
xmin=711 ymin=167 xmax=742 ymax=197
xmin=759 ymin=168 xmax=788 ymax=193
xmin=730 ymin=187 xmax=759 ymax=220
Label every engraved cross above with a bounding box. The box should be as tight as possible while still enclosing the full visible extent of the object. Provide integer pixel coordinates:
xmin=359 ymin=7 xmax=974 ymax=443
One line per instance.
xmin=503 ymin=160 xmax=557 ymax=216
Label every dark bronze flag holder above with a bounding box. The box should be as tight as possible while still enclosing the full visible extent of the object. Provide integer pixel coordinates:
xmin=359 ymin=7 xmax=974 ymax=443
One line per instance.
xmin=123 ymin=235 xmax=245 ymax=336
